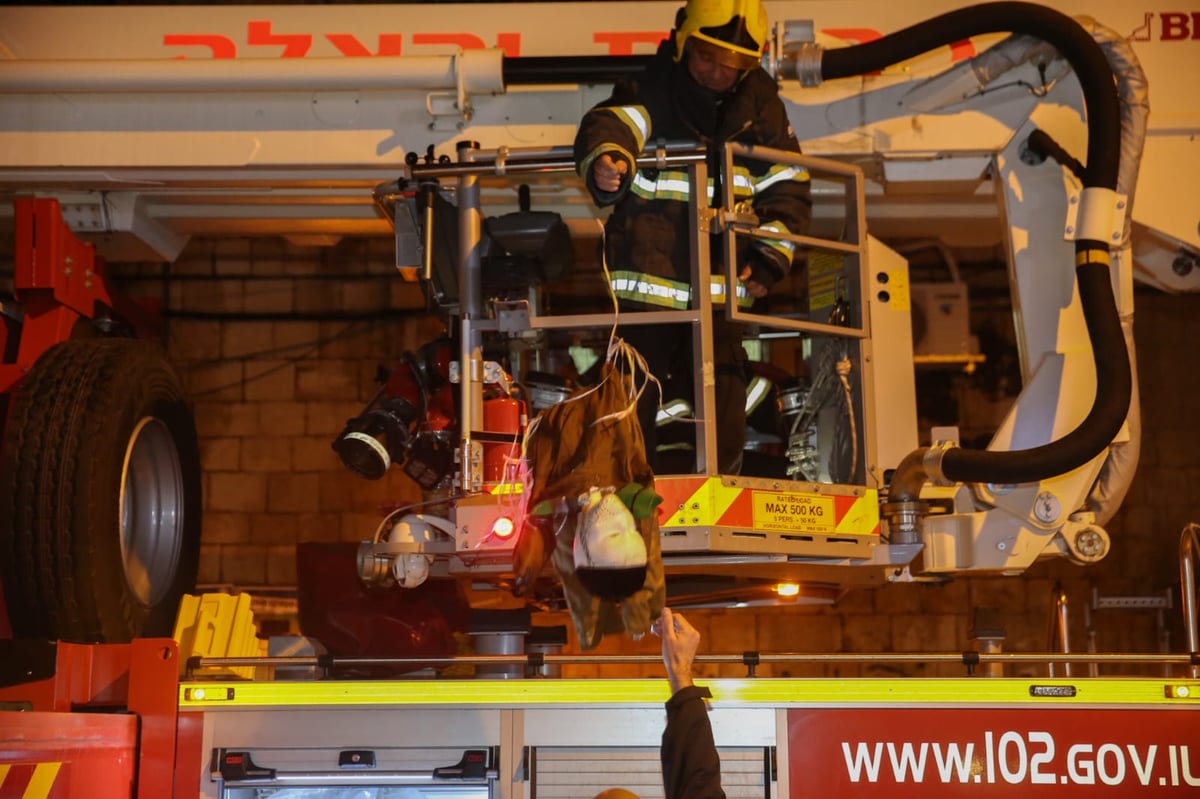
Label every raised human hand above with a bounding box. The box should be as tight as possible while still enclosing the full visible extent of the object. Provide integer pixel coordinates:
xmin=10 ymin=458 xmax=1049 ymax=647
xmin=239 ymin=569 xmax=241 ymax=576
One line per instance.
xmin=593 ymin=153 xmax=628 ymax=192
xmin=653 ymin=607 xmax=699 ymax=694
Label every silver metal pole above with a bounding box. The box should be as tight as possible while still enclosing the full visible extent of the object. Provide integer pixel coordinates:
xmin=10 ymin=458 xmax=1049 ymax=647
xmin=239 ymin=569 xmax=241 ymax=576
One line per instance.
xmin=690 ymin=158 xmax=718 ymax=476
xmin=1047 ymin=581 xmax=1072 ymax=678
xmin=457 ymin=142 xmax=485 ymax=493
xmin=1181 ymin=523 xmax=1200 ymax=677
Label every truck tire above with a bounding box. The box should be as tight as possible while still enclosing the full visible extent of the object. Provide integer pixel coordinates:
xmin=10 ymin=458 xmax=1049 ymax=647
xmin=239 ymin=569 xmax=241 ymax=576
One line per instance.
xmin=0 ymin=338 xmax=202 ymax=642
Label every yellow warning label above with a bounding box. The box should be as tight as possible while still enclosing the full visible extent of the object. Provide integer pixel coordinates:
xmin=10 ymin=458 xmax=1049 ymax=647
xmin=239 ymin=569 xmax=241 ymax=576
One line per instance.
xmin=752 ymin=492 xmax=835 ymax=534
xmin=808 ymin=251 xmax=844 ymax=312
xmin=883 ymin=268 xmax=911 ymax=312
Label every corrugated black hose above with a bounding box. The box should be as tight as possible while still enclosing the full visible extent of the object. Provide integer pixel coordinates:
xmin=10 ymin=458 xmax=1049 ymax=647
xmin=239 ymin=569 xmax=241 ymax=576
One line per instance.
xmin=820 ymin=1 xmax=1129 ymax=491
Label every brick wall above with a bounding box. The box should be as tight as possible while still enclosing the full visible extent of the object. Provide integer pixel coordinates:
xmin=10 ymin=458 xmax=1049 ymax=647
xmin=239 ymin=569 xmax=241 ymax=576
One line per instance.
xmin=118 ymin=240 xmax=1198 ymax=677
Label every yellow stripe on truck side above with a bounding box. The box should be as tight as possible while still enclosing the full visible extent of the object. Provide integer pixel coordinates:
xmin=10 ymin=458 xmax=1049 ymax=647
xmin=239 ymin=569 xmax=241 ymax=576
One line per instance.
xmin=179 ymin=677 xmax=1196 ymax=709
xmin=25 ymin=763 xmax=62 ymax=799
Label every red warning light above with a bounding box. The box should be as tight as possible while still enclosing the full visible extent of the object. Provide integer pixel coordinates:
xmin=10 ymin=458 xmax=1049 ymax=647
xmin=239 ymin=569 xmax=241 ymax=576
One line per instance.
xmin=491 ymin=517 xmax=516 ymax=539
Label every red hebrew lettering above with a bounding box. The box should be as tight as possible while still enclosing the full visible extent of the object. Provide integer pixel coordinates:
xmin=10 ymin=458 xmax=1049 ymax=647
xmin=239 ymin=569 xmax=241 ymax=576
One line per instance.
xmin=495 ymin=32 xmax=522 ymax=57
xmin=594 ymin=31 xmax=669 ymax=55
xmin=1160 ymin=12 xmax=1191 ymax=39
xmin=163 ymin=34 xmax=237 ymax=59
xmin=326 ymin=33 xmax=404 ymax=57
xmin=247 ymin=20 xmax=312 ymax=57
xmin=412 ymin=33 xmax=487 ymax=50
xmin=1130 ymin=12 xmax=1153 ymax=41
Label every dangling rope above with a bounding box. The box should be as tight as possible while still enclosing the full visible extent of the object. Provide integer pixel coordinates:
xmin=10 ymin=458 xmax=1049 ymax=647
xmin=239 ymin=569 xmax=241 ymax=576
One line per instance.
xmin=504 ymin=220 xmax=664 ymax=531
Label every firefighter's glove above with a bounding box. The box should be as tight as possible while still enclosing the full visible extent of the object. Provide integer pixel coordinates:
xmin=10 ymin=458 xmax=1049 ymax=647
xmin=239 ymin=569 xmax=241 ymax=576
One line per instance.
xmin=741 ymin=248 xmax=785 ymax=294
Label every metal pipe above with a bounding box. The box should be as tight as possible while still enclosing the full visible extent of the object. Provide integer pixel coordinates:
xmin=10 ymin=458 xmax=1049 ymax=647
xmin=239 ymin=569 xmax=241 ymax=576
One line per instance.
xmin=1085 ymin=592 xmax=1099 ymax=678
xmin=191 ymin=650 xmax=1200 ymax=672
xmin=0 ymin=50 xmax=504 ymax=94
xmin=456 ymin=142 xmax=485 ymax=493
xmin=690 ymin=157 xmax=718 ymax=476
xmin=1182 ymin=522 xmax=1200 ymax=677
xmin=1047 ymin=581 xmax=1072 ymax=678
xmin=403 ymin=142 xmax=706 ymax=182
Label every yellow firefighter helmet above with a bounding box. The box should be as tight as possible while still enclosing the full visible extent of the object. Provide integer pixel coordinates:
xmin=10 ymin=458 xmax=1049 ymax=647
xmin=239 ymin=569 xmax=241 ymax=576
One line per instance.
xmin=673 ymin=0 xmax=768 ymax=72
xmin=593 ymin=791 xmax=641 ymax=799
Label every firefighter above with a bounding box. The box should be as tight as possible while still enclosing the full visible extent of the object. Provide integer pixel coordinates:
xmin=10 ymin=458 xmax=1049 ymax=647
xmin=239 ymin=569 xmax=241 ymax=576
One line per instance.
xmin=574 ymin=0 xmax=811 ymax=475
xmin=594 ymin=607 xmax=725 ymax=799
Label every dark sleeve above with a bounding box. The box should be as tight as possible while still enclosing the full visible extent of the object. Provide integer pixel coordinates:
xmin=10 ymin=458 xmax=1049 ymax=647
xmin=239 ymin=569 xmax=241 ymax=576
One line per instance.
xmin=742 ymin=77 xmax=813 ymax=285
xmin=572 ymin=79 xmax=647 ymax=207
xmin=661 ymin=685 xmax=726 ymax=799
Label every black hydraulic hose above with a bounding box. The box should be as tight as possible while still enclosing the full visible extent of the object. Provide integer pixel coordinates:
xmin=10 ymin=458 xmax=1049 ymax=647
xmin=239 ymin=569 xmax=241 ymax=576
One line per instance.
xmin=821 ymin=2 xmax=1120 ymax=190
xmin=817 ymin=2 xmax=1128 ymax=491
xmin=1026 ymin=128 xmax=1086 ymax=181
xmin=503 ymin=55 xmax=652 ymax=86
xmin=941 ymin=262 xmax=1131 ymax=484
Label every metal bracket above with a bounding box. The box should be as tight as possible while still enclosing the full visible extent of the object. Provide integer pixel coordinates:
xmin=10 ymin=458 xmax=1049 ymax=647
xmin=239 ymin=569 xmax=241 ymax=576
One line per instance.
xmin=496 ymin=300 xmax=532 ymax=334
xmin=58 ymin=193 xmax=111 ymax=233
xmin=425 ymin=52 xmax=474 ymax=131
xmin=425 ymin=91 xmax=468 ymax=131
xmin=1063 ymin=186 xmax=1127 ymax=245
xmin=449 ymin=359 xmax=510 ymax=390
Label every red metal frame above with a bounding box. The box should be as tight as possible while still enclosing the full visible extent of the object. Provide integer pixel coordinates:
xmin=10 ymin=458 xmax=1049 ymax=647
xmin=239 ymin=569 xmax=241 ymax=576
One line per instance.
xmin=0 ymin=197 xmax=161 ymax=398
xmin=0 ymin=639 xmax=187 ymax=799
xmin=0 ymin=713 xmax=138 ymax=798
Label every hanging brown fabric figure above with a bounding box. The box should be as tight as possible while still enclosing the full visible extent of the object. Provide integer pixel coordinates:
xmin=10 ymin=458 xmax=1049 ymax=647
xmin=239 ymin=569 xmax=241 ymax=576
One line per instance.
xmin=515 ymin=348 xmax=665 ymax=649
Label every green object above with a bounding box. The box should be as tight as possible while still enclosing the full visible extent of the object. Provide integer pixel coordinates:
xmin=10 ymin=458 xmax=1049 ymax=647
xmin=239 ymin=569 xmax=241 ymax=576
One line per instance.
xmin=617 ymin=482 xmax=662 ymax=520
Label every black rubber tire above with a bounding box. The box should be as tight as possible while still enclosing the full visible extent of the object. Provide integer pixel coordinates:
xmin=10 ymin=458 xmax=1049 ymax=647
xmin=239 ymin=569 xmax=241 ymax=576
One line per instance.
xmin=0 ymin=338 xmax=202 ymax=642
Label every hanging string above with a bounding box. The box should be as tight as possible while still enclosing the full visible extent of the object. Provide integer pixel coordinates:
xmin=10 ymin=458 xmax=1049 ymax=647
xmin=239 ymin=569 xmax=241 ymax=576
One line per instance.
xmin=505 ymin=220 xmax=659 ymax=530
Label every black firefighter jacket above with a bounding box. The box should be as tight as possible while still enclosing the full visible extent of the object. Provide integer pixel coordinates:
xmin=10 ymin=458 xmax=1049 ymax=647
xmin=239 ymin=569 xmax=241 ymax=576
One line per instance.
xmin=574 ymin=39 xmax=812 ymax=311
xmin=662 ymin=685 xmax=726 ymax=799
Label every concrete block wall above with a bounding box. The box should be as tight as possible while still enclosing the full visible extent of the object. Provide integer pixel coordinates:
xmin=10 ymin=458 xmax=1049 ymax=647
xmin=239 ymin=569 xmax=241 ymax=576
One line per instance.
xmin=115 ymin=239 xmax=1198 ymax=677
xmin=121 ymin=237 xmax=440 ymax=596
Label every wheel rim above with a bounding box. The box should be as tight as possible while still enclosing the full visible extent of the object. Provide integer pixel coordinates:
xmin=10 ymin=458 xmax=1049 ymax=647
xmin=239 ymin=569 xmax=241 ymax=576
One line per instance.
xmin=120 ymin=416 xmax=186 ymax=607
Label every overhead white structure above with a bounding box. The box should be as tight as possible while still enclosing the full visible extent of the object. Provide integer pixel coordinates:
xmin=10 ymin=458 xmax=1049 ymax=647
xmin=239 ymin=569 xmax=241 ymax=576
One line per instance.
xmin=0 ymin=1 xmax=1193 ymax=288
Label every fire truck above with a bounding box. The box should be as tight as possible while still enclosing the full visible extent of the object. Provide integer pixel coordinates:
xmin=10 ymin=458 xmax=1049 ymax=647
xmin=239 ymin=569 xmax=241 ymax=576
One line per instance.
xmin=0 ymin=1 xmax=1198 ymax=796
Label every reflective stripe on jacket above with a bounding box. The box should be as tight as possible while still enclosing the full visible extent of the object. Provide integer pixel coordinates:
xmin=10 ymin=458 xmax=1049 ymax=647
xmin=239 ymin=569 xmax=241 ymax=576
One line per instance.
xmin=609 ymin=270 xmax=753 ymax=309
xmin=629 ymin=165 xmax=808 ymax=264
